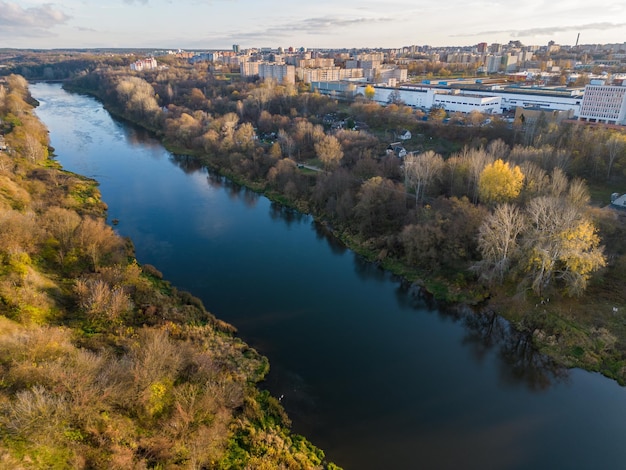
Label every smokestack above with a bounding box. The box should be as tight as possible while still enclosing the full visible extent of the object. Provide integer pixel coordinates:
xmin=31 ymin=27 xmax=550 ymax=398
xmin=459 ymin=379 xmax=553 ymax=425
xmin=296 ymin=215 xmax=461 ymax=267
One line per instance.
xmin=575 ymin=33 xmax=580 ymax=47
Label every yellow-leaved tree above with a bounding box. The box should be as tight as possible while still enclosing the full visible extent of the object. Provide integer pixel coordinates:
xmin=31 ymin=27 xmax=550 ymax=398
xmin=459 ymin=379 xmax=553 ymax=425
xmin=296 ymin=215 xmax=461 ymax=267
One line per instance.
xmin=524 ymin=194 xmax=606 ymax=297
xmin=556 ymin=220 xmax=606 ymax=296
xmin=478 ymin=159 xmax=524 ymax=204
xmin=364 ymin=84 xmax=375 ymax=100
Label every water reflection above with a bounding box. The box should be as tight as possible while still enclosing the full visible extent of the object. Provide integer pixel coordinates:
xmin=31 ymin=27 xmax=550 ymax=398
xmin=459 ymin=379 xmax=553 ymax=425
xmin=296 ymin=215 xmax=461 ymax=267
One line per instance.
xmin=439 ymin=300 xmax=567 ymax=391
xmin=268 ymin=202 xmax=308 ymax=228
xmin=352 ymin=252 xmax=389 ymax=283
xmin=170 ymin=153 xmax=204 ymax=174
xmin=113 ymin=117 xmax=164 ymax=154
xmin=312 ymin=221 xmax=348 ymax=256
xmin=204 ymin=171 xmax=260 ymax=208
xmin=352 ymin=250 xmax=569 ymax=392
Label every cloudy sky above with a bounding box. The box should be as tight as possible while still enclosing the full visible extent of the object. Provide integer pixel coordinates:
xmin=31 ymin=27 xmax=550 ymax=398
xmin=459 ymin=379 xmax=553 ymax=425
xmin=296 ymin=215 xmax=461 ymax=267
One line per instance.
xmin=2 ymin=0 xmax=625 ymax=50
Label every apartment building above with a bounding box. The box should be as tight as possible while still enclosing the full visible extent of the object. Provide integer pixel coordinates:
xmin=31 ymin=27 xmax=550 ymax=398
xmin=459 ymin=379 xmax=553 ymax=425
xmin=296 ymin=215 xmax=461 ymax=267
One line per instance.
xmin=240 ymin=60 xmax=260 ymax=76
xmin=258 ymin=63 xmax=296 ymax=85
xmin=578 ymin=83 xmax=626 ymax=125
xmin=130 ymin=57 xmax=158 ymax=71
xmin=297 ymin=67 xmax=364 ymax=83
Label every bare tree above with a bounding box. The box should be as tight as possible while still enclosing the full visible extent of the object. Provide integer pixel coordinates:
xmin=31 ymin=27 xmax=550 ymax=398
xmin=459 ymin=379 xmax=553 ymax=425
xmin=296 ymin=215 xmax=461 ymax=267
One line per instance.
xmin=404 ymin=150 xmax=444 ymax=203
xmin=605 ymin=134 xmax=626 ymax=180
xmin=464 ymin=147 xmax=493 ymax=203
xmin=474 ymin=203 xmax=526 ymax=284
xmin=277 ymin=129 xmax=295 ymax=158
xmin=486 ymin=139 xmax=511 ymax=160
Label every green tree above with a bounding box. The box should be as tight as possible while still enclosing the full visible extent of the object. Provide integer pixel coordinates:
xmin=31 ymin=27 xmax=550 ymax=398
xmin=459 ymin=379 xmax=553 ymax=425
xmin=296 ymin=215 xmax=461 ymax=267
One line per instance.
xmin=478 ymin=159 xmax=524 ymax=204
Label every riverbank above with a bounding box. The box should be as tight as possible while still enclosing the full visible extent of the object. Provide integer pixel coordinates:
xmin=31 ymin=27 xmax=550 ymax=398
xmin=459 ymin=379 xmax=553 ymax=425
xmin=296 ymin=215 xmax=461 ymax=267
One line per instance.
xmin=29 ymin=80 xmax=626 ymax=469
xmin=0 ymin=77 xmax=339 ymax=468
xmin=61 ymin=77 xmax=626 ymax=388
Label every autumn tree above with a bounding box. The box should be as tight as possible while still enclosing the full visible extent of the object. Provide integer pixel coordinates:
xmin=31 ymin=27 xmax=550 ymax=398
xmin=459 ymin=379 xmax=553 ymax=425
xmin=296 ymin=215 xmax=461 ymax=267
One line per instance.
xmin=474 ymin=203 xmax=526 ymax=284
xmin=233 ymin=122 xmax=256 ymax=151
xmin=354 ymin=176 xmax=407 ymax=237
xmin=115 ymin=76 xmax=161 ymax=126
xmin=402 ymin=197 xmax=487 ymax=271
xmin=41 ymin=207 xmax=81 ymax=266
xmin=364 ymin=84 xmax=375 ymax=100
xmin=464 ymin=147 xmax=493 ymax=203
xmin=524 ymin=195 xmax=605 ymax=296
xmin=314 ymin=135 xmax=344 ymax=170
xmin=486 ymin=139 xmax=510 ymax=160
xmin=478 ymin=159 xmax=524 ymax=204
xmin=404 ymin=150 xmax=444 ymax=203
xmin=74 ymin=217 xmax=125 ymax=270
xmin=74 ymin=276 xmax=132 ymax=324
xmin=277 ymin=129 xmax=295 ymax=158
xmin=428 ymin=105 xmax=446 ymax=123
xmin=604 ymin=134 xmax=626 ymax=180
xmin=519 ymin=161 xmax=548 ymax=200
xmin=467 ymin=110 xmax=485 ymax=128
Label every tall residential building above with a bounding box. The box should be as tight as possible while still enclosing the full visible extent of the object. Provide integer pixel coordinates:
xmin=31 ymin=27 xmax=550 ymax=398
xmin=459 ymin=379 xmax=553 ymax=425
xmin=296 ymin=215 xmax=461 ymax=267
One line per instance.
xmin=258 ymin=63 xmax=296 ymax=84
xmin=578 ymin=83 xmax=626 ymax=125
xmin=240 ymin=60 xmax=259 ymax=76
xmin=130 ymin=57 xmax=158 ymax=71
xmin=485 ymin=55 xmax=502 ymax=73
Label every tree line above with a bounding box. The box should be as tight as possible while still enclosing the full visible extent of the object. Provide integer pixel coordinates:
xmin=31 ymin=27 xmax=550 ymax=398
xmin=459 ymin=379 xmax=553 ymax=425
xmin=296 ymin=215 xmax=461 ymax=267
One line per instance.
xmin=67 ymin=64 xmax=626 ymax=302
xmin=0 ymin=74 xmax=339 ymax=468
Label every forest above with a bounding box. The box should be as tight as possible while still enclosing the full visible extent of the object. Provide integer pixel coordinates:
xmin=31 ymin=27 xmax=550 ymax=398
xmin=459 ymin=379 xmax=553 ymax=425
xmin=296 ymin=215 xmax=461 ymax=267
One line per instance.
xmin=63 ymin=59 xmax=626 ymax=383
xmin=0 ymin=74 xmax=339 ymax=468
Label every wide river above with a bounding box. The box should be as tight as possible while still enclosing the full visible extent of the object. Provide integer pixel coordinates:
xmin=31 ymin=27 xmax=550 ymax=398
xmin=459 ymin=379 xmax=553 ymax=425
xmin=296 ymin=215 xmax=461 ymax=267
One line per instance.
xmin=32 ymin=82 xmax=626 ymax=469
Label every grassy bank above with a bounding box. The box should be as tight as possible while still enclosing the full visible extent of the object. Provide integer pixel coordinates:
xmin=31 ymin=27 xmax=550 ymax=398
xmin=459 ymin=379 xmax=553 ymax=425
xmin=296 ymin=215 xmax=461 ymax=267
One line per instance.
xmin=0 ymin=77 xmax=339 ymax=468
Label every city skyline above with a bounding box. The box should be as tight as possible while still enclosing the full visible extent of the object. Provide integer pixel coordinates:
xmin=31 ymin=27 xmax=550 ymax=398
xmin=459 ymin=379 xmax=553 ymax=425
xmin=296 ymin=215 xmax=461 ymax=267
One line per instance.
xmin=2 ymin=0 xmax=626 ymax=50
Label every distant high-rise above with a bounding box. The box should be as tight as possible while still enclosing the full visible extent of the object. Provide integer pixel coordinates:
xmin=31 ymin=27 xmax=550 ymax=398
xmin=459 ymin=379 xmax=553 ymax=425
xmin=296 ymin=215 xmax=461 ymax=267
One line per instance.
xmin=232 ymin=44 xmax=240 ymax=53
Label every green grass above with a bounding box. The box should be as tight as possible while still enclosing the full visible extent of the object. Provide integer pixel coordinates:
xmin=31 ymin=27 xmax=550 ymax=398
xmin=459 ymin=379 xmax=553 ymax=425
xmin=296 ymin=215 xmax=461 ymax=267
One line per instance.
xmin=588 ymin=181 xmax=625 ymax=206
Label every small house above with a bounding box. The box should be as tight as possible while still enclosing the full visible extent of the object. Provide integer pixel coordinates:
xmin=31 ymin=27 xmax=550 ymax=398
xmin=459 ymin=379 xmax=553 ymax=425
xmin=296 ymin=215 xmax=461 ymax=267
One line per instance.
xmin=386 ymin=143 xmax=407 ymax=158
xmin=610 ymin=193 xmax=626 ymax=211
xmin=397 ymin=129 xmax=412 ymax=140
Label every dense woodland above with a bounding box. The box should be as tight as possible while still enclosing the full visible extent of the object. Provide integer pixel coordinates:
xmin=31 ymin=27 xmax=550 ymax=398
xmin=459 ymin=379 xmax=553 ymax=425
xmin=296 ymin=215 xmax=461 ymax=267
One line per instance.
xmin=0 ymin=75 xmax=339 ymax=468
xmin=64 ymin=61 xmax=626 ymax=382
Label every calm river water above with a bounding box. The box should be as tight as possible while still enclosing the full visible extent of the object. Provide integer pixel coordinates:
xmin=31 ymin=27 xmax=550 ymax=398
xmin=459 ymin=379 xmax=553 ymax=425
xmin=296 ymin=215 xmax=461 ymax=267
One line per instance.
xmin=32 ymin=82 xmax=626 ymax=469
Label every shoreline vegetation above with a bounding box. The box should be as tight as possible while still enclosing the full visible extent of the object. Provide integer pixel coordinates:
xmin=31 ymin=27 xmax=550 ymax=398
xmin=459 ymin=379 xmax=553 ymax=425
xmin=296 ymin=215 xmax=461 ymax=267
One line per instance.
xmin=59 ymin=61 xmax=626 ymax=387
xmin=0 ymin=77 xmax=340 ymax=467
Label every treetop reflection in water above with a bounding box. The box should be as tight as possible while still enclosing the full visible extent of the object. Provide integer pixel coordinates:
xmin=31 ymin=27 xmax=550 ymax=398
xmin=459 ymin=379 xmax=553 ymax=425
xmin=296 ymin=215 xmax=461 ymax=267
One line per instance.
xmin=32 ymin=82 xmax=626 ymax=470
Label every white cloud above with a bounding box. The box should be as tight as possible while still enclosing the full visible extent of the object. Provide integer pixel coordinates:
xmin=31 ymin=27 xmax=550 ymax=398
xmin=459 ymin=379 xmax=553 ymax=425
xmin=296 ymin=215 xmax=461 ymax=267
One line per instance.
xmin=0 ymin=1 xmax=70 ymax=38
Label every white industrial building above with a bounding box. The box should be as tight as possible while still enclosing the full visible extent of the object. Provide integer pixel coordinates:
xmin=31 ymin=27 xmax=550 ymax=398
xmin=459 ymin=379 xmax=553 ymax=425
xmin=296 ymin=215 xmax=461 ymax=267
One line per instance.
xmin=311 ymin=78 xmax=626 ymax=126
xmin=578 ymin=83 xmax=626 ymax=125
xmin=355 ymin=85 xmax=502 ymax=114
